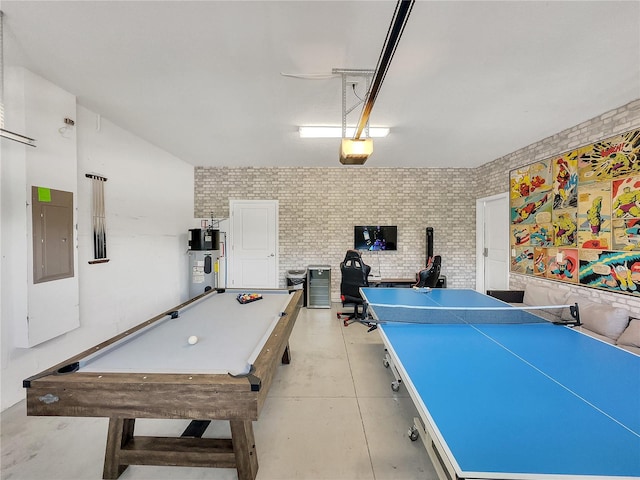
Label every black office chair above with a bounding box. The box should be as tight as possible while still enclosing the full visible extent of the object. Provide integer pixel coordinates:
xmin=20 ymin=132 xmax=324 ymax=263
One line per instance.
xmin=415 ymin=255 xmax=442 ymax=288
xmin=337 ymin=250 xmax=371 ymax=326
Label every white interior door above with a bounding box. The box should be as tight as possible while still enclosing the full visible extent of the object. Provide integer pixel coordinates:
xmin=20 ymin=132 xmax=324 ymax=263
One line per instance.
xmin=476 ymin=193 xmax=509 ymax=293
xmin=228 ymin=200 xmax=278 ymax=288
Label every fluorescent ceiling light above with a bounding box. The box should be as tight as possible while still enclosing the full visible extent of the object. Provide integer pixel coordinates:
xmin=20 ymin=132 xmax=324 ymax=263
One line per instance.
xmin=299 ymin=126 xmax=389 ymax=138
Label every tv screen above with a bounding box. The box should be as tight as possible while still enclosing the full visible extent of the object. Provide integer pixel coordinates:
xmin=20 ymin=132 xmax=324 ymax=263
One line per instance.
xmin=354 ymin=226 xmax=397 ymax=251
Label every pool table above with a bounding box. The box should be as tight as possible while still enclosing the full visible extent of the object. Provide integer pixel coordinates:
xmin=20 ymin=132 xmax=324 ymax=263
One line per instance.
xmin=23 ymin=288 xmax=303 ymax=480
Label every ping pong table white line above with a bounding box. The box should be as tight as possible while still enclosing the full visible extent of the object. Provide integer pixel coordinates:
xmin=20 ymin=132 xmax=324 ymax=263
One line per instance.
xmin=466 ymin=322 xmax=640 ymax=438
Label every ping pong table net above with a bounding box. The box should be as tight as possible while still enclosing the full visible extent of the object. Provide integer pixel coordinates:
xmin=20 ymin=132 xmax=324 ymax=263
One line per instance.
xmin=367 ymin=302 xmax=581 ymax=326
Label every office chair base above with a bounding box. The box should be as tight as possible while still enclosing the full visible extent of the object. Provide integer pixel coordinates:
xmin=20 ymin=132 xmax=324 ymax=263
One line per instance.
xmin=337 ymin=310 xmax=373 ymax=328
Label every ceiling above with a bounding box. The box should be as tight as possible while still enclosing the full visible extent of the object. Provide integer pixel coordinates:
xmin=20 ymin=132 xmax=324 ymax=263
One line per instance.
xmin=3 ymin=1 xmax=639 ymax=169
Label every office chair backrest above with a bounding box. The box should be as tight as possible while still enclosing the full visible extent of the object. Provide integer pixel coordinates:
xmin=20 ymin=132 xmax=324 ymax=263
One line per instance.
xmin=340 ymin=250 xmax=371 ymax=301
xmin=416 ymin=255 xmax=441 ymax=288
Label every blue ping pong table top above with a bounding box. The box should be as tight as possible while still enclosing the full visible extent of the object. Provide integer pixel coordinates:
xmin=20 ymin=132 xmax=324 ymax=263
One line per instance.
xmin=364 ymin=288 xmax=640 ymax=479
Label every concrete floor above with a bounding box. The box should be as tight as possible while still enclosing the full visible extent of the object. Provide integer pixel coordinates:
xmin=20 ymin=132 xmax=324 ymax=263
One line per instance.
xmin=1 ymin=304 xmax=436 ymax=480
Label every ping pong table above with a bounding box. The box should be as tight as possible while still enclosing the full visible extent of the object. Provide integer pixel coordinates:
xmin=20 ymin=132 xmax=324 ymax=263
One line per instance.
xmin=360 ymin=287 xmax=640 ymax=480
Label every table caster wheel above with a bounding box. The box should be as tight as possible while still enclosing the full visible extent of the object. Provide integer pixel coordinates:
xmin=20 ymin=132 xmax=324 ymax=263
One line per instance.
xmin=382 ymin=358 xmax=390 ymax=368
xmin=391 ymin=381 xmax=400 ymax=392
xmin=408 ymin=426 xmax=419 ymax=441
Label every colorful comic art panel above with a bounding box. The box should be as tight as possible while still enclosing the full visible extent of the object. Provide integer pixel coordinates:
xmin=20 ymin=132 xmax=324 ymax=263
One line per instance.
xmin=511 ymin=246 xmax=534 ymax=275
xmin=533 ymin=247 xmax=547 ymax=276
xmin=552 ymin=155 xmax=578 ymax=210
xmin=578 ymin=129 xmax=640 ymax=182
xmin=552 ymin=209 xmax=577 ymax=247
xmin=510 ymin=160 xmax=553 ymax=200
xmin=612 ymin=218 xmax=640 ymax=251
xmin=579 ymin=249 xmax=640 ymax=294
xmin=530 ymin=223 xmax=554 ymax=247
xmin=577 ymin=182 xmax=611 ymax=250
xmin=612 ymin=176 xmax=640 ymax=219
xmin=511 ymin=225 xmax=530 ymax=246
xmin=511 ymin=191 xmax=552 ymax=225
xmin=546 ymin=248 xmax=578 ymax=283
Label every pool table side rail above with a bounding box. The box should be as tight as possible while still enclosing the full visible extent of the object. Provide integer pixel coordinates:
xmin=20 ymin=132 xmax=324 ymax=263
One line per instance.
xmin=253 ymin=288 xmax=303 ymax=414
xmin=24 ymin=290 xmax=303 ymax=421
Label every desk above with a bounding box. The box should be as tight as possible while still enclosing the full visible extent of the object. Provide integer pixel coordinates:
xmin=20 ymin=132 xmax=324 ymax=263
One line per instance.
xmin=360 ymin=287 xmax=640 ymax=480
xmin=24 ymin=289 xmax=303 ymax=480
xmin=368 ymin=276 xmax=446 ymax=288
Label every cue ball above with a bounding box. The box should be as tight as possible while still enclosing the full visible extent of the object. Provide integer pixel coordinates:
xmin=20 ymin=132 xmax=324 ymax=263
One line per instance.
xmin=188 ymin=335 xmax=198 ymax=345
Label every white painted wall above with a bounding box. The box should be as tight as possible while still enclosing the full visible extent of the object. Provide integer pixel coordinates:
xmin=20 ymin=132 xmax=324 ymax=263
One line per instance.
xmin=75 ymin=106 xmax=194 ymax=338
xmin=23 ymin=68 xmax=80 ymax=347
xmin=1 ymin=70 xmax=194 ymax=410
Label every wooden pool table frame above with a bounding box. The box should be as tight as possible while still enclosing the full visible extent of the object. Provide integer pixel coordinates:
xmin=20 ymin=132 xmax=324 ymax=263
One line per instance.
xmin=23 ymin=289 xmax=303 ymax=480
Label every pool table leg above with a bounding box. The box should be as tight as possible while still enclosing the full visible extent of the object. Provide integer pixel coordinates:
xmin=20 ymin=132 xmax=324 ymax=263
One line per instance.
xmin=281 ymin=342 xmax=291 ymax=364
xmin=103 ymin=417 xmax=134 ymax=479
xmin=230 ymin=420 xmax=258 ymax=480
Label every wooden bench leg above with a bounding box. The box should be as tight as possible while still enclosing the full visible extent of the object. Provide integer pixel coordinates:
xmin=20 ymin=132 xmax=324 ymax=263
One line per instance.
xmin=230 ymin=420 xmax=258 ymax=480
xmin=103 ymin=418 xmax=135 ymax=479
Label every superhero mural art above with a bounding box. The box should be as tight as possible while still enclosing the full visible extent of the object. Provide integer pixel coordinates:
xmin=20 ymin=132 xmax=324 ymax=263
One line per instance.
xmin=578 ymin=130 xmax=640 ymax=182
xmin=546 ymin=248 xmax=578 ymax=283
xmin=510 ymin=128 xmax=640 ymax=297
xmin=511 ymin=191 xmax=552 ymax=225
xmin=579 ymin=249 xmax=640 ymax=293
xmin=553 ymin=155 xmax=578 ymax=210
xmin=510 ymin=161 xmax=552 ymax=200
xmin=612 ymin=218 xmax=640 ymax=251
xmin=577 ymin=182 xmax=611 ymax=250
xmin=511 ymin=246 xmax=534 ymax=275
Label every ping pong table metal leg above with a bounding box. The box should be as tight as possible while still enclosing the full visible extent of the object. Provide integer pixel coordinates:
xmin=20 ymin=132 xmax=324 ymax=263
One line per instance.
xmin=381 ymin=349 xmax=459 ymax=479
xmin=411 ymin=416 xmax=460 ymax=480
xmin=383 ymin=350 xmax=402 ymax=392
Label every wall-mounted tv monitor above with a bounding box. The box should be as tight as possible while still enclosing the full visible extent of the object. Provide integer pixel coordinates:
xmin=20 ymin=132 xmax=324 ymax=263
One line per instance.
xmin=354 ymin=226 xmax=397 ymax=251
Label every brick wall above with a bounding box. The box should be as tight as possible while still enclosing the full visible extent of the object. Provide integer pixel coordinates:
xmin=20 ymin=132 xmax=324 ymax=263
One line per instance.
xmin=195 ymin=167 xmax=475 ymax=299
xmin=195 ymin=99 xmax=640 ymax=306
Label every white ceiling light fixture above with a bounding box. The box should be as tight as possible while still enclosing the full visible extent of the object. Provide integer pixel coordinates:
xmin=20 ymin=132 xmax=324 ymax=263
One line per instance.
xmin=299 ymin=126 xmax=389 ymax=138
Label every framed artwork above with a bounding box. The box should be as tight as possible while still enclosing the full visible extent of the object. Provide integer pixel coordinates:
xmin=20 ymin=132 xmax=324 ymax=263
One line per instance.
xmin=510 ymin=128 xmax=640 ymax=296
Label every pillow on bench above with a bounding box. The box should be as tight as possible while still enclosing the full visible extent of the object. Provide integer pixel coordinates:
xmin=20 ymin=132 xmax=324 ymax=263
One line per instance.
xmin=523 ymin=284 xmax=571 ymax=320
xmin=566 ymin=298 xmax=630 ymax=342
xmin=617 ymin=319 xmax=640 ymax=351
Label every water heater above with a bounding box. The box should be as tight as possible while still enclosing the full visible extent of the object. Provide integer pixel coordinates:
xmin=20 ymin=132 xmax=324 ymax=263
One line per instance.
xmin=188 ymin=229 xmax=220 ymax=298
